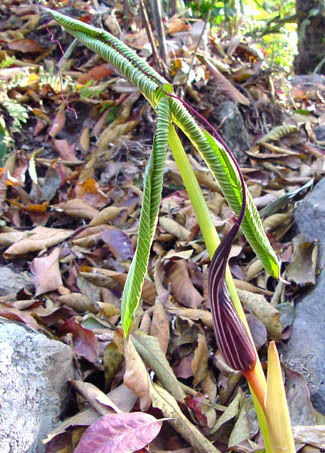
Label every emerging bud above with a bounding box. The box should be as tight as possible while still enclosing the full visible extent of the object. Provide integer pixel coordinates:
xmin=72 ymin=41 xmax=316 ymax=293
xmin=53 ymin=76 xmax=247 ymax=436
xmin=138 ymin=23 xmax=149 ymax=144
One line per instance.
xmin=208 ymin=222 xmax=256 ymax=372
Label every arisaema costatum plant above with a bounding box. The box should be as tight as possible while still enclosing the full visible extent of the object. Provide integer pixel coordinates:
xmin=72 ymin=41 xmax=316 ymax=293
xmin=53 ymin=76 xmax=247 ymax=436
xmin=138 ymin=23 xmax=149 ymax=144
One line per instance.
xmin=46 ymin=9 xmax=295 ymax=452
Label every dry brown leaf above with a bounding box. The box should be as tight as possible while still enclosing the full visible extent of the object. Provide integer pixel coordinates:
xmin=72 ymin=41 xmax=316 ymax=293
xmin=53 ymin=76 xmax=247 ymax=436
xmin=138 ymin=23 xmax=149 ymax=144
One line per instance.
xmin=57 ymin=293 xmax=99 ymax=314
xmin=97 ymin=120 xmax=139 ymax=152
xmin=8 ymin=38 xmax=43 ymax=53
xmin=234 ymin=279 xmax=273 ymax=296
xmin=79 ymin=126 xmax=90 ymax=152
xmin=89 ymin=206 xmax=127 ymax=226
xmin=293 ymin=425 xmax=325 ymax=448
xmin=204 ymin=57 xmax=250 ymax=105
xmin=194 ymin=170 xmax=224 ymax=192
xmin=0 ymin=230 xmax=27 ymax=247
xmin=246 ymin=259 xmax=264 ymax=281
xmin=150 ymin=300 xmax=170 ymax=355
xmin=56 ymin=199 xmax=99 ymax=220
xmin=3 ymin=226 xmax=73 ymax=258
xmin=167 ymin=17 xmax=190 ymax=34
xmin=150 ymin=383 xmax=220 ymax=453
xmin=191 ymin=334 xmax=208 ymax=387
xmin=237 ymin=289 xmax=281 ymax=340
xmin=78 ymin=64 xmax=113 ymax=84
xmin=104 ymin=333 xmax=124 ymax=390
xmin=167 ymin=307 xmax=213 ymax=328
xmin=72 ymin=232 xmax=102 ymax=248
xmin=159 ymin=217 xmax=192 ymax=241
xmin=75 ymin=178 xmax=107 ymax=209
xmin=42 ymin=407 xmax=100 ymax=445
xmin=286 ymin=234 xmax=318 ymax=286
xmin=0 ymin=306 xmax=39 ymax=330
xmin=132 ymin=333 xmax=185 ymax=403
xmin=124 ymin=337 xmax=151 ymax=411
xmin=98 ymin=269 xmax=157 ymax=304
xmin=31 ymin=247 xmax=62 ymax=296
xmin=97 ymin=302 xmax=120 ymax=319
xmin=263 ymin=212 xmax=292 ymax=231
xmin=71 ymin=380 xmax=122 ymax=415
xmin=101 ymin=229 xmax=134 ymax=260
xmin=167 ymin=260 xmax=204 ymax=308
xmin=107 ymin=384 xmax=138 ymax=413
xmin=52 ymin=138 xmax=78 ymax=161
xmin=201 ymin=370 xmax=217 ymax=403
xmin=49 ymin=108 xmax=66 ymax=138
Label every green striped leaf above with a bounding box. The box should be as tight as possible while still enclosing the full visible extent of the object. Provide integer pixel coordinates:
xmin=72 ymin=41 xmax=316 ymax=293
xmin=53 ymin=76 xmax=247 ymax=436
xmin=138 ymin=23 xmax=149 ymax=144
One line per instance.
xmin=121 ymin=98 xmax=170 ymax=336
xmin=170 ymin=98 xmax=279 ymax=278
xmin=45 ymin=8 xmax=166 ymax=107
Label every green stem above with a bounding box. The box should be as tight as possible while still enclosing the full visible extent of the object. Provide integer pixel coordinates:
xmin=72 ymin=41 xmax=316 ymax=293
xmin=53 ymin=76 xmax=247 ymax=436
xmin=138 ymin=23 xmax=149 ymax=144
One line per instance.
xmin=168 ymin=126 xmax=217 ymax=257
xmin=168 ymin=124 xmax=271 ymax=453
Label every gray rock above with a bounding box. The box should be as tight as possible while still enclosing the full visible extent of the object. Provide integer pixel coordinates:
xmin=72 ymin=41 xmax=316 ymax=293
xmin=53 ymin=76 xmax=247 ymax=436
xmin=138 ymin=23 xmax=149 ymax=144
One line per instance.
xmin=0 ymin=267 xmax=33 ymax=296
xmin=215 ymin=99 xmax=251 ymax=162
xmin=0 ymin=318 xmax=74 ymax=452
xmin=281 ymin=177 xmax=325 ymax=414
xmin=314 ymin=126 xmax=325 ymax=142
xmin=293 ymin=177 xmax=325 ymax=267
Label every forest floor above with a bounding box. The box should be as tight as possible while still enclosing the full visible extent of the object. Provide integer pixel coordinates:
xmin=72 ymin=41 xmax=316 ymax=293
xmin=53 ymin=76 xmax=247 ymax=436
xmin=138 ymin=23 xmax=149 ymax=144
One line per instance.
xmin=0 ymin=2 xmax=325 ymax=452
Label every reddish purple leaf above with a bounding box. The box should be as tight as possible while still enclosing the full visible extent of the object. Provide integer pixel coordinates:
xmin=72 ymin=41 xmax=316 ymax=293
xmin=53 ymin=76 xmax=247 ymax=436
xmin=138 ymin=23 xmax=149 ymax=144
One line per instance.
xmin=60 ymin=317 xmax=99 ymax=362
xmin=0 ymin=308 xmax=39 ymax=330
xmin=74 ymin=412 xmax=163 ymax=453
xmin=101 ymin=229 xmax=134 ymax=261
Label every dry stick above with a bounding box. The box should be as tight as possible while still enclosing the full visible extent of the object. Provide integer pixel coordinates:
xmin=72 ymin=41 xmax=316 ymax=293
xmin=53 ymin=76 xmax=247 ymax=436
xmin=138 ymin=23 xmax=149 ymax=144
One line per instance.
xmin=183 ymin=10 xmax=211 ymax=96
xmin=150 ymin=0 xmax=168 ymax=66
xmin=171 ymin=0 xmax=177 ymax=16
xmin=46 ymin=22 xmax=77 ymax=119
xmin=140 ymin=0 xmax=163 ymax=74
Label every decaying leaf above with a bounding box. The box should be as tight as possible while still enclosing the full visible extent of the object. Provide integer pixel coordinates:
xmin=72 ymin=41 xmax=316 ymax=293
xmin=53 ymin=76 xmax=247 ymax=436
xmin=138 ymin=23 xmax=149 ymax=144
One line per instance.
xmin=150 ymin=300 xmax=170 ymax=354
xmin=228 ymin=394 xmax=258 ymax=448
xmin=55 ymin=199 xmax=99 ymax=220
xmin=31 ymin=247 xmax=63 ymax=296
xmin=204 ymin=57 xmax=250 ymax=105
xmin=167 ymin=306 xmax=213 ymax=328
xmin=0 ymin=306 xmax=39 ymax=330
xmin=8 ymin=38 xmax=43 ymax=53
xmin=286 ymin=234 xmax=318 ymax=286
xmin=56 ymin=293 xmax=99 ymax=314
xmin=210 ymin=391 xmax=242 ymax=434
xmin=132 ymin=333 xmax=186 ymax=402
xmin=101 ymin=229 xmax=134 ymax=260
xmin=237 ymin=289 xmax=281 ymax=340
xmin=89 ymin=206 xmax=127 ymax=226
xmin=49 ymin=108 xmax=66 ymax=138
xmin=123 ymin=337 xmax=151 ymax=411
xmin=3 ymin=226 xmax=73 ymax=258
xmin=60 ymin=317 xmax=99 ymax=363
xmin=167 ymin=259 xmax=204 ymax=308
xmin=159 ymin=216 xmax=192 ymax=241
xmin=191 ymin=334 xmax=208 ymax=387
xmin=292 ymin=425 xmax=325 ymax=448
xmin=71 ymin=380 xmax=122 ymax=415
xmin=43 ymin=407 xmax=100 ymax=446
xmin=104 ymin=338 xmax=124 ymax=391
xmin=150 ymin=383 xmax=220 ymax=453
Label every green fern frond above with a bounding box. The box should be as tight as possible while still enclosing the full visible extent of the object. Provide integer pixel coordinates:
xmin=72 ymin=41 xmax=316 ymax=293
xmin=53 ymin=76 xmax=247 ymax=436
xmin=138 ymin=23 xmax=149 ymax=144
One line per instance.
xmin=0 ymin=55 xmax=16 ymax=69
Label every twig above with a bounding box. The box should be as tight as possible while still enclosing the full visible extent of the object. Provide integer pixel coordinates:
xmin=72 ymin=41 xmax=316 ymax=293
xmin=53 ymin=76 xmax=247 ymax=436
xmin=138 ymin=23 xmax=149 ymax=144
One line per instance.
xmin=140 ymin=0 xmax=163 ymax=74
xmin=184 ymin=11 xmax=211 ymax=94
xmin=150 ymin=0 xmax=168 ymax=65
